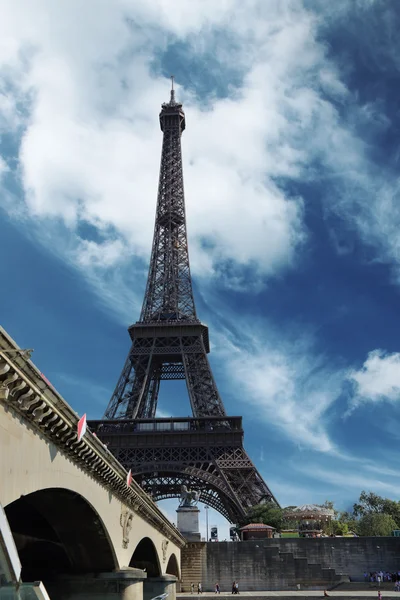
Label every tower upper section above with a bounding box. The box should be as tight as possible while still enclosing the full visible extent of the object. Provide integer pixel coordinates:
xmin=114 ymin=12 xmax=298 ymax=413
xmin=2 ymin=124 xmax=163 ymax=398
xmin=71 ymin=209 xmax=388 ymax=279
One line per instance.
xmin=139 ymin=80 xmax=197 ymax=323
xmin=159 ymin=84 xmax=186 ymax=133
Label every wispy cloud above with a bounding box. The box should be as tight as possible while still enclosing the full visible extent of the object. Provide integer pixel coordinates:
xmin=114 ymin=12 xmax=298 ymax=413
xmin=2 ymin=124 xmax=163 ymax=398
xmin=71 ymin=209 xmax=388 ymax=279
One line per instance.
xmin=296 ymin=463 xmax=400 ymax=499
xmin=56 ymin=372 xmax=111 ymax=416
xmin=267 ymin=479 xmax=331 ymax=508
xmin=213 ymin=317 xmax=346 ymax=453
xmin=346 ymin=350 xmax=400 ymax=413
xmin=0 ymin=156 xmax=9 ymax=179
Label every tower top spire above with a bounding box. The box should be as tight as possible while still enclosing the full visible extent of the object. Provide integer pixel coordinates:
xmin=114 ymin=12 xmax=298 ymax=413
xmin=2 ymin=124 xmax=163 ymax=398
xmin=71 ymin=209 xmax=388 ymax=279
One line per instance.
xmin=160 ymin=75 xmax=185 ymax=131
xmin=170 ymin=74 xmax=175 ymax=104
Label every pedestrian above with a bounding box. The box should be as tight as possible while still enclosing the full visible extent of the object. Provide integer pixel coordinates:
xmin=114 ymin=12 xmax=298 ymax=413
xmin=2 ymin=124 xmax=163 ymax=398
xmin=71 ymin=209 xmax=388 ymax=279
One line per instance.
xmin=232 ymin=581 xmax=236 ymax=594
xmin=191 ymin=583 xmax=195 ymax=594
xmin=215 ymin=583 xmax=220 ymax=594
xmin=198 ymin=583 xmax=202 ymax=594
xmin=235 ymin=582 xmax=239 ymax=594
xmin=378 ymin=591 xmax=382 ymax=600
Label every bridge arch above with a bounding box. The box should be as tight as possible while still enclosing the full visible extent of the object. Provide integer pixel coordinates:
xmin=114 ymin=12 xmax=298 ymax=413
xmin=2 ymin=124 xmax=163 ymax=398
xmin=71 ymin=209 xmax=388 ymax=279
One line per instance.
xmin=130 ymin=537 xmax=161 ymax=577
xmin=4 ymin=487 xmax=117 ymax=582
xmin=166 ymin=553 xmax=180 ymax=579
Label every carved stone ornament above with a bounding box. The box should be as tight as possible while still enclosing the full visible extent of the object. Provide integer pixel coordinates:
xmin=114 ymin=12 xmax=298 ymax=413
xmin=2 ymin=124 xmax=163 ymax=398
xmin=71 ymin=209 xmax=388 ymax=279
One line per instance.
xmin=120 ymin=508 xmax=134 ymax=549
xmin=161 ymin=539 xmax=169 ymax=563
xmin=0 ymin=381 xmax=9 ymax=400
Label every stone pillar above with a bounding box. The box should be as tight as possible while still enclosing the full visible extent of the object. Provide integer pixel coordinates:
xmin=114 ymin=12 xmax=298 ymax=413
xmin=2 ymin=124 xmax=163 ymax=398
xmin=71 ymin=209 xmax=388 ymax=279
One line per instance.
xmin=143 ymin=574 xmax=177 ymax=600
xmin=45 ymin=569 xmax=147 ymax=600
xmin=176 ymin=507 xmax=200 ymax=541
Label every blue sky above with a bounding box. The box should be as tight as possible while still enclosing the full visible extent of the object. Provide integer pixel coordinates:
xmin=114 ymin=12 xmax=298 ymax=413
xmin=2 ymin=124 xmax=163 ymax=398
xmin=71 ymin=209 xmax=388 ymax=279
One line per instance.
xmin=1 ymin=0 xmax=400 ymax=539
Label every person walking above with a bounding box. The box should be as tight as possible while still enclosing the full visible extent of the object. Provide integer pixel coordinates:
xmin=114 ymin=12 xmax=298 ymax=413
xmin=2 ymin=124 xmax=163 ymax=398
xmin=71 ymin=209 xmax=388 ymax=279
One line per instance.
xmin=378 ymin=591 xmax=382 ymax=600
xmin=215 ymin=583 xmax=220 ymax=594
xmin=198 ymin=583 xmax=202 ymax=594
xmin=191 ymin=583 xmax=195 ymax=594
xmin=235 ymin=582 xmax=239 ymax=594
xmin=232 ymin=581 xmax=236 ymax=594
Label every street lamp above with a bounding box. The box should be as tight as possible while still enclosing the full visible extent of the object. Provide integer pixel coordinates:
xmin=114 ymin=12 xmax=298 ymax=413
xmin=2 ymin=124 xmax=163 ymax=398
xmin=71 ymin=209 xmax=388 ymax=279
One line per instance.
xmin=205 ymin=505 xmax=209 ymax=541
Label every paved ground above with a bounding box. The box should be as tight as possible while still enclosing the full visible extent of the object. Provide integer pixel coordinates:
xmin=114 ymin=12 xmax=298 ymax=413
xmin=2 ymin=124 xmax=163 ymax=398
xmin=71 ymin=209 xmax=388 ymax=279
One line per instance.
xmin=178 ymin=593 xmax=396 ymax=597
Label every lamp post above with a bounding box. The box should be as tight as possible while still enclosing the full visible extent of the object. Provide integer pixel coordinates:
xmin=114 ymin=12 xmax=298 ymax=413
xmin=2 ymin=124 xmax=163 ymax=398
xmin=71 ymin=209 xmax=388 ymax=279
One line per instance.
xmin=205 ymin=505 xmax=209 ymax=541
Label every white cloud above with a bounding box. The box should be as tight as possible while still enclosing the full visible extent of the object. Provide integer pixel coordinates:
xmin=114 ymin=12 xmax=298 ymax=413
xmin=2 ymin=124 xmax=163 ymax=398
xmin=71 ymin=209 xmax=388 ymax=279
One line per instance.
xmin=76 ymin=239 xmax=128 ymax=269
xmin=0 ymin=155 xmax=9 ymax=179
xmin=213 ymin=321 xmax=345 ymax=453
xmin=0 ymin=0 xmax=370 ymax=296
xmin=347 ymin=349 xmax=400 ymax=411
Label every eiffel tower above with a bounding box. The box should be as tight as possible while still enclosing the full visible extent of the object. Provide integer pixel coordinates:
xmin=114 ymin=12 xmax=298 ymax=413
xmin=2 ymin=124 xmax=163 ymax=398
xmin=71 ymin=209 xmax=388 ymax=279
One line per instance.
xmin=89 ymin=79 xmax=279 ymax=523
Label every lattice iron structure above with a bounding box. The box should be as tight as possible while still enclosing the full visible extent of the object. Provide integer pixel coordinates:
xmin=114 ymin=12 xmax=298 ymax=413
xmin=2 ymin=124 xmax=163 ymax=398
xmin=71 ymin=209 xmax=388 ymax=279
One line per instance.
xmin=90 ymin=81 xmax=279 ymax=523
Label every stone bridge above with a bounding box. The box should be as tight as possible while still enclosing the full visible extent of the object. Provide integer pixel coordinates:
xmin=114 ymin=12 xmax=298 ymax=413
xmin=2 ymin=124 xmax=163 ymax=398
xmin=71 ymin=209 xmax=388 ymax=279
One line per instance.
xmin=0 ymin=326 xmax=185 ymax=600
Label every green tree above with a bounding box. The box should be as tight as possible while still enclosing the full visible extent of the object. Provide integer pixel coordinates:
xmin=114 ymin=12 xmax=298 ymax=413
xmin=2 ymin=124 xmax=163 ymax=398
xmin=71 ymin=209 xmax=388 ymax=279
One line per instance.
xmin=243 ymin=504 xmax=284 ymax=531
xmin=338 ymin=511 xmax=359 ymax=534
xmin=357 ymin=513 xmax=398 ymax=537
xmin=321 ymin=500 xmax=337 ymax=514
xmin=381 ymin=499 xmax=400 ymax=524
xmin=335 ymin=521 xmax=349 ymax=536
xmin=353 ymin=491 xmax=400 ymax=524
xmin=353 ymin=491 xmax=386 ymax=516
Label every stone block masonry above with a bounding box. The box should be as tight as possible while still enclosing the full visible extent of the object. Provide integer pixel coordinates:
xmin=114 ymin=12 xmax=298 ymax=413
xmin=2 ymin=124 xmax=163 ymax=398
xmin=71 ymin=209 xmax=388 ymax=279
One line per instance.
xmin=180 ymin=538 xmax=400 ymax=592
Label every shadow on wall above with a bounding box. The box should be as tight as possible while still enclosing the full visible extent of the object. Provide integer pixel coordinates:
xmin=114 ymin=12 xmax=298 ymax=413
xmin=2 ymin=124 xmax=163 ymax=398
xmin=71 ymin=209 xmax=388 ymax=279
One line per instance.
xmin=166 ymin=553 xmax=180 ymax=579
xmin=130 ymin=537 xmax=161 ymax=577
xmin=5 ymin=487 xmax=117 ymax=582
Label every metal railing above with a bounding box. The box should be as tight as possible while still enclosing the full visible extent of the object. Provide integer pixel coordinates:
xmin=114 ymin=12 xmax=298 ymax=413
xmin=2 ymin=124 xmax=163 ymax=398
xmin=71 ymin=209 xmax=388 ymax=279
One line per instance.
xmin=88 ymin=416 xmax=243 ymax=435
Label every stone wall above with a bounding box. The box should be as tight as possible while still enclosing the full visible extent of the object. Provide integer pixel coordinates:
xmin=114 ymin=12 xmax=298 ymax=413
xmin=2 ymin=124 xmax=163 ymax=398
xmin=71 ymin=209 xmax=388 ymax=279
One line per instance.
xmin=181 ymin=538 xmax=400 ymax=592
xmin=263 ymin=537 xmax=400 ymax=580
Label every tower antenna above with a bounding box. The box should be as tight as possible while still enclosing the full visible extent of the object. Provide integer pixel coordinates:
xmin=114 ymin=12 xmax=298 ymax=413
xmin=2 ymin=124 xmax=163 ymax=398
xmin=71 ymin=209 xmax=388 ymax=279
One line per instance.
xmin=170 ymin=75 xmax=175 ymax=104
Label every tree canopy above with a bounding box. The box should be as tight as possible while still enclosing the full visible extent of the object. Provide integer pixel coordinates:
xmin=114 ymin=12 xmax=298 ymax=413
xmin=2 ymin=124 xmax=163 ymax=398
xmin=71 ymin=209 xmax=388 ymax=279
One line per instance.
xmin=242 ymin=503 xmax=283 ymax=530
xmin=353 ymin=491 xmax=400 ymax=524
xmin=357 ymin=513 xmax=398 ymax=537
xmin=321 ymin=492 xmax=400 ymax=536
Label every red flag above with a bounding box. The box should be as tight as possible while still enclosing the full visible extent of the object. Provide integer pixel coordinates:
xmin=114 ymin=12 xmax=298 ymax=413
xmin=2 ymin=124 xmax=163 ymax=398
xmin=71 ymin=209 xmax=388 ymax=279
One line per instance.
xmin=126 ymin=469 xmax=132 ymax=487
xmin=77 ymin=413 xmax=87 ymax=442
xmin=40 ymin=373 xmax=54 ymax=388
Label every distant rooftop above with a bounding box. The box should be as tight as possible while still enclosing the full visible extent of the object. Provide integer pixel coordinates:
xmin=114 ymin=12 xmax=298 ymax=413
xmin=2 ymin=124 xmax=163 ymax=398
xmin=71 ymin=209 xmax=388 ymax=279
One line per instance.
xmin=285 ymin=504 xmax=335 ymax=518
xmin=240 ymin=523 xmax=276 ymax=531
